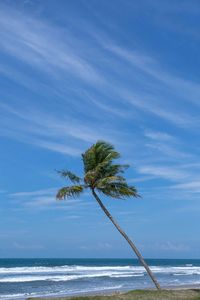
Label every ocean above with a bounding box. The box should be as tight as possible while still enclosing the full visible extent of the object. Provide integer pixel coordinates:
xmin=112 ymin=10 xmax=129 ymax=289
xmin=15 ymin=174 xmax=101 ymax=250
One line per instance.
xmin=0 ymin=258 xmax=200 ymax=299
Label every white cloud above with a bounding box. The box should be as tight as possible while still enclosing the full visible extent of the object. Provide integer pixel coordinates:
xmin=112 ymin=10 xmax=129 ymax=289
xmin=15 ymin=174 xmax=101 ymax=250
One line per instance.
xmin=129 ymin=176 xmax=156 ymax=183
xmin=9 ymin=186 xmax=92 ymax=211
xmin=145 ymin=142 xmax=191 ymax=159
xmin=157 ymin=241 xmax=190 ymax=252
xmin=13 ymin=242 xmax=44 ymax=250
xmin=11 ymin=188 xmax=57 ymax=198
xmin=171 ymin=181 xmax=200 ymax=193
xmin=0 ymin=103 xmax=119 ymax=155
xmin=0 ymin=8 xmax=103 ymax=85
xmin=144 ymin=130 xmax=174 ymax=142
xmin=121 ymin=91 xmax=195 ymax=127
xmin=106 ymin=44 xmax=200 ymax=107
xmin=89 ymin=33 xmax=200 ymax=127
xmin=138 ymin=165 xmax=189 ymax=182
xmin=80 ymin=242 xmax=112 ymax=251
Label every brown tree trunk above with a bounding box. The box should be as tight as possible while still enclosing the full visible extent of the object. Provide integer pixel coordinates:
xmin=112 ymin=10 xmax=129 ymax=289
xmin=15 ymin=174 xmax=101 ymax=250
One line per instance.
xmin=92 ymin=189 xmax=161 ymax=290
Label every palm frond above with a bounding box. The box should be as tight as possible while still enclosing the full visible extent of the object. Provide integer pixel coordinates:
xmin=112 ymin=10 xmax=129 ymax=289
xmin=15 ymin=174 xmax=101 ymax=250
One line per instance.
xmin=56 ymin=185 xmax=84 ymax=200
xmin=93 ymin=141 xmax=120 ymax=164
xmin=97 ymin=164 xmax=129 ymax=178
xmin=103 ymin=164 xmax=129 ymax=175
xmin=97 ymin=182 xmax=140 ymax=199
xmin=96 ymin=176 xmax=125 ymax=187
xmin=82 ymin=141 xmax=120 ymax=173
xmin=57 ymin=140 xmax=140 ymax=201
xmin=84 ymin=163 xmax=129 ymax=186
xmin=57 ymin=170 xmax=81 ymax=183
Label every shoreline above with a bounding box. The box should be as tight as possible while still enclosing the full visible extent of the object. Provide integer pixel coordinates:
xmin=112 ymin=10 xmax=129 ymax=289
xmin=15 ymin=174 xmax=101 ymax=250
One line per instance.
xmin=27 ymin=285 xmax=200 ymax=300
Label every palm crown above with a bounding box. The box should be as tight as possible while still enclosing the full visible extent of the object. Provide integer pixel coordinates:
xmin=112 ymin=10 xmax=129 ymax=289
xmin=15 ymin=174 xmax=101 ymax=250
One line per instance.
xmin=56 ymin=141 xmax=139 ymax=200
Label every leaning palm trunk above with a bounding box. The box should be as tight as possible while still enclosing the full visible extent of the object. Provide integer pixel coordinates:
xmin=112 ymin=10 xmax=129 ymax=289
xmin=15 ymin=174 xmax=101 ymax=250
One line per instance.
xmin=92 ymin=189 xmax=161 ymax=290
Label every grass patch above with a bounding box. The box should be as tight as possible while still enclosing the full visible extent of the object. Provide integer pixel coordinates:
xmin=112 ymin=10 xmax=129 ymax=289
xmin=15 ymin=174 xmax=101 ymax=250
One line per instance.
xmin=27 ymin=289 xmax=200 ymax=300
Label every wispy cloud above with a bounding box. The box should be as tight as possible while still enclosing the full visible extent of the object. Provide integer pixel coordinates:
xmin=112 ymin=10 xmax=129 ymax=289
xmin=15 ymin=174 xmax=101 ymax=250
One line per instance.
xmin=0 ymin=103 xmax=120 ymax=155
xmin=13 ymin=242 xmax=44 ymax=250
xmin=156 ymin=241 xmax=190 ymax=252
xmin=115 ymin=88 xmax=196 ymax=127
xmin=11 ymin=188 xmax=57 ymax=198
xmin=88 ymin=33 xmax=200 ymax=127
xmin=138 ymin=165 xmax=189 ymax=182
xmin=144 ymin=130 xmax=175 ymax=142
xmin=8 ymin=188 xmax=83 ymax=210
xmin=80 ymin=242 xmax=112 ymax=251
xmin=1 ymin=4 xmax=199 ymax=132
xmin=143 ymin=129 xmax=192 ymax=159
xmin=9 ymin=186 xmax=92 ymax=211
xmin=106 ymin=44 xmax=200 ymax=107
xmin=171 ymin=181 xmax=200 ymax=194
xmin=0 ymin=7 xmax=103 ymax=85
xmin=10 ymin=187 xmax=59 ymax=208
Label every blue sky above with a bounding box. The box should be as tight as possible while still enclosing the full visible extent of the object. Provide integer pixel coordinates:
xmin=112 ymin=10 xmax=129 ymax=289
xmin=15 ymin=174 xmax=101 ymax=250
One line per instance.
xmin=0 ymin=0 xmax=200 ymax=259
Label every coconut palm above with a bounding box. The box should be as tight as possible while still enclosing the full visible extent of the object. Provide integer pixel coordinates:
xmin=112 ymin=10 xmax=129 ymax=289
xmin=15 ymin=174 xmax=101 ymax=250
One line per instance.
xmin=56 ymin=141 xmax=161 ymax=290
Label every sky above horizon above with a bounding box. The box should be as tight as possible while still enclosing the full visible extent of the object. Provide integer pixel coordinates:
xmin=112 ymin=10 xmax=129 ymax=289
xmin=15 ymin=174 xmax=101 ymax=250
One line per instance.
xmin=1 ymin=0 xmax=200 ymax=259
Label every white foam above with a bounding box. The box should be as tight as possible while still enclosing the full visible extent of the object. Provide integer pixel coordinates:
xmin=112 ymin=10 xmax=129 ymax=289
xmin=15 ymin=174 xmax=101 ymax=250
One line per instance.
xmin=185 ymin=264 xmax=193 ymax=267
xmin=150 ymin=266 xmax=200 ymax=275
xmin=1 ymin=265 xmax=200 ymax=283
xmin=1 ymin=265 xmax=200 ymax=276
xmin=111 ymin=274 xmax=144 ymax=278
xmin=0 ymin=265 xmax=134 ymax=274
xmin=0 ymin=271 xmax=146 ymax=283
xmin=0 ymin=293 xmax=32 ymax=299
xmin=0 ymin=294 xmax=25 ymax=298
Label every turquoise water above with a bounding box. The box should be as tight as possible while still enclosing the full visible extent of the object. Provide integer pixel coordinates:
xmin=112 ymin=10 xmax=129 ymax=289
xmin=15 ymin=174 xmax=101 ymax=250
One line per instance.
xmin=0 ymin=258 xmax=200 ymax=299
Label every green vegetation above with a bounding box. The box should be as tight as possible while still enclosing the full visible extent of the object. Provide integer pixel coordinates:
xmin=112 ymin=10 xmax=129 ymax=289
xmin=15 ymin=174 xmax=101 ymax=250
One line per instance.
xmin=27 ymin=289 xmax=200 ymax=300
xmin=56 ymin=141 xmax=160 ymax=289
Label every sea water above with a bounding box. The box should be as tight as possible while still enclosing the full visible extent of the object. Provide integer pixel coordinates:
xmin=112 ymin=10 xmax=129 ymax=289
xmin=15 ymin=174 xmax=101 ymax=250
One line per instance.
xmin=0 ymin=258 xmax=200 ymax=299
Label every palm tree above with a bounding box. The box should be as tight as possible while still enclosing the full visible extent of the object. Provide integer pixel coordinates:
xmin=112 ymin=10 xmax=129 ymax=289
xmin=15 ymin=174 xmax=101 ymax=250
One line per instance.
xmin=56 ymin=141 xmax=161 ymax=290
